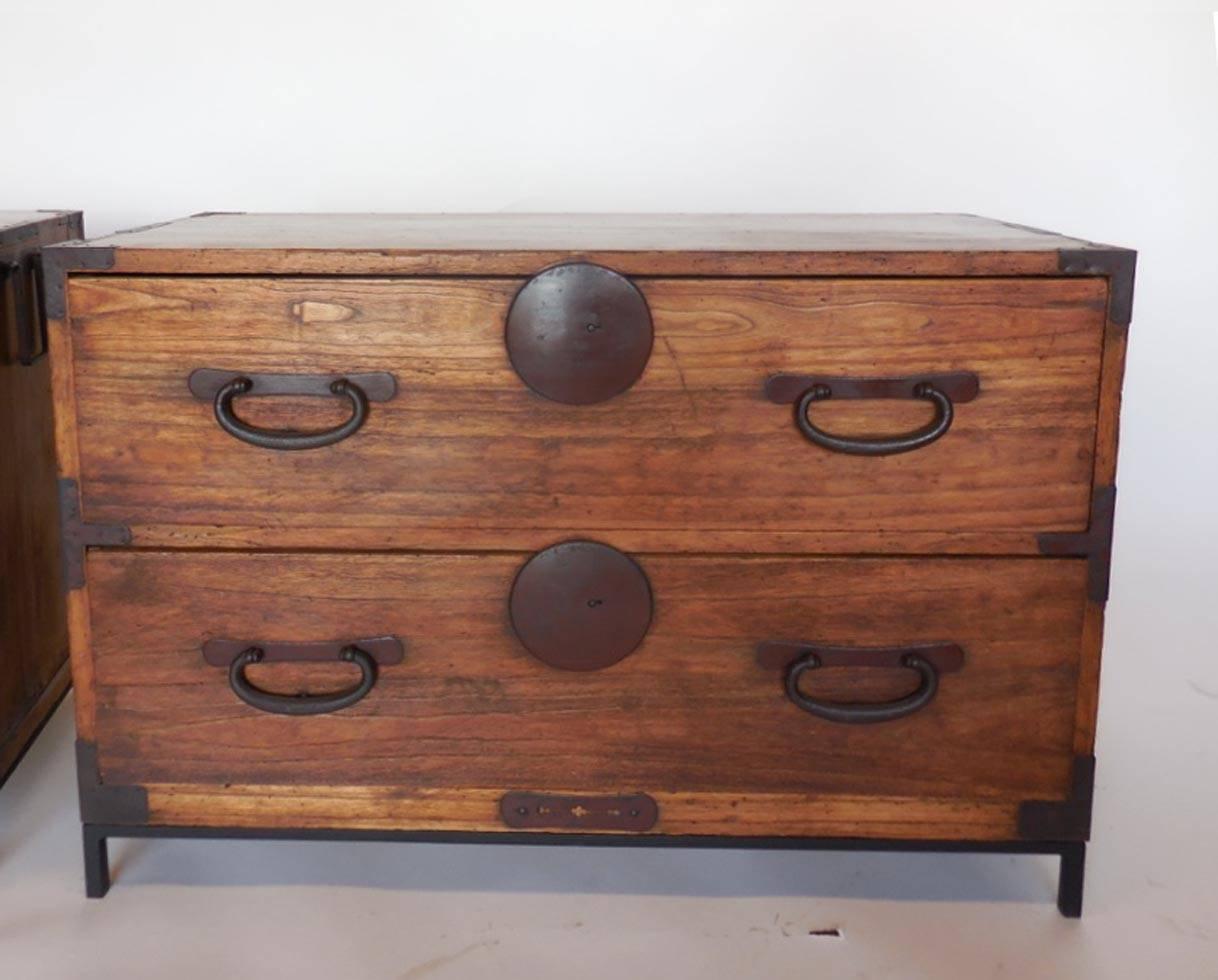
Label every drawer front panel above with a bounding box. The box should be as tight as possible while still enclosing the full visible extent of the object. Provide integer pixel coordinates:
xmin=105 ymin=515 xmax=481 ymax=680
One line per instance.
xmin=88 ymin=551 xmax=1086 ymax=824
xmin=68 ymin=276 xmax=1105 ymax=548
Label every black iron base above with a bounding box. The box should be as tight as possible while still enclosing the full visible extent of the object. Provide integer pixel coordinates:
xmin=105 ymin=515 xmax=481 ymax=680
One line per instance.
xmin=81 ymin=823 xmax=1086 ymax=916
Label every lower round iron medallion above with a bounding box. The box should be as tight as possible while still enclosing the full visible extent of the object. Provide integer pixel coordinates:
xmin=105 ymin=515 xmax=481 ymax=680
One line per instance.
xmin=509 ymin=541 xmax=653 ymax=671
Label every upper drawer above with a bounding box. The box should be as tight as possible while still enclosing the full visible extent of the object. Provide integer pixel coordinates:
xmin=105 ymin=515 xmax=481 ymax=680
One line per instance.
xmin=64 ymin=274 xmax=1106 ymax=551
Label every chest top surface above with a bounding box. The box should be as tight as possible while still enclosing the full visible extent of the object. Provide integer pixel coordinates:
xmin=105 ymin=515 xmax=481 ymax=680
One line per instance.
xmin=81 ymin=212 xmax=1095 ymax=252
xmin=50 ymin=213 xmax=1128 ymax=278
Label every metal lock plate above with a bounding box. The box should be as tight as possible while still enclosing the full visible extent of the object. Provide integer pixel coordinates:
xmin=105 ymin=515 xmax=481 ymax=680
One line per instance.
xmin=505 ymin=262 xmax=653 ymax=404
xmin=500 ymin=792 xmax=659 ymax=831
xmin=509 ymin=540 xmax=653 ymax=671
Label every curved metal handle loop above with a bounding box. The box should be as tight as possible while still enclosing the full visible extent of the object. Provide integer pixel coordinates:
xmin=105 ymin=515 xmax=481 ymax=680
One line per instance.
xmin=795 ymin=382 xmax=954 ymax=456
xmin=214 ymin=376 xmax=369 ymax=451
xmin=784 ymin=652 xmax=939 ymax=724
xmin=228 ymin=645 xmax=377 ymax=715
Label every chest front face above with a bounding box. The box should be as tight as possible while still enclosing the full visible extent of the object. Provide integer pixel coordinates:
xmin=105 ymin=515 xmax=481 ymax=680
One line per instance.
xmin=49 ymin=214 xmax=1128 ymax=846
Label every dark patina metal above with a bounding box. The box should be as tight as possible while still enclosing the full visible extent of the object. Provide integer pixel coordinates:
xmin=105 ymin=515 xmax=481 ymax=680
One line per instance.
xmin=1017 ymin=755 xmax=1097 ymax=842
xmin=758 ymin=642 xmax=964 ymax=725
xmin=509 ymin=541 xmax=653 ymax=671
xmin=500 ymin=792 xmax=658 ymax=831
xmin=57 ymin=478 xmax=132 ymax=591
xmin=785 ymin=654 xmax=939 ymax=724
xmin=505 ymin=262 xmax=653 ymax=404
xmin=39 ymin=245 xmax=115 ymax=320
xmin=79 ymin=824 xmax=1088 ymax=915
xmin=765 ymin=371 xmax=979 ymax=457
xmin=1 ymin=255 xmax=47 ymax=365
xmin=186 ymin=369 xmax=396 ymax=451
xmin=226 ymin=645 xmax=381 ymax=716
xmin=764 ymin=371 xmax=980 ymax=405
xmin=1037 ymin=486 xmax=1117 ymax=603
xmin=187 ymin=368 xmax=398 ymax=402
xmin=755 ymin=641 xmax=965 ymax=672
xmin=76 ymin=740 xmax=149 ymax=826
xmin=0 ymin=214 xmax=78 ymax=363
xmin=202 ymin=634 xmax=405 ymax=667
xmin=1058 ymin=247 xmax=1137 ymax=329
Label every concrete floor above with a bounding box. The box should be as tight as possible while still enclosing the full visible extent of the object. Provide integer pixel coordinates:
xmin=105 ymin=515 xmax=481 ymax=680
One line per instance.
xmin=1 ymin=681 xmax=1215 ymax=979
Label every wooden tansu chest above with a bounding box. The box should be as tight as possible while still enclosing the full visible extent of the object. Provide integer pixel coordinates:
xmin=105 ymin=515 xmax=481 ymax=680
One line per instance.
xmin=0 ymin=210 xmax=82 ymax=784
xmin=45 ymin=214 xmax=1133 ymax=914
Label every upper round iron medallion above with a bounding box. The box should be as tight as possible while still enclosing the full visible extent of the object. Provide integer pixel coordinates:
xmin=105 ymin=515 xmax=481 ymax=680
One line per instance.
xmin=505 ymin=262 xmax=653 ymax=405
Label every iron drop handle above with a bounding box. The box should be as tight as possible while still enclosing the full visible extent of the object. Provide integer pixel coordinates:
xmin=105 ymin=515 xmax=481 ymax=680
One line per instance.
xmin=215 ymin=375 xmax=368 ymax=451
xmin=797 ymin=383 xmax=951 ymax=456
xmin=784 ymin=651 xmax=939 ymax=724
xmin=757 ymin=641 xmax=963 ymax=725
xmin=765 ymin=371 xmax=980 ymax=457
xmin=229 ymin=645 xmax=377 ymax=715
xmin=187 ymin=369 xmax=398 ymax=452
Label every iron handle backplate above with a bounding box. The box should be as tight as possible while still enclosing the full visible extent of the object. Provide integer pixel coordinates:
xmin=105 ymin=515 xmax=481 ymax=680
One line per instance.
xmin=1 ymin=256 xmax=47 ymax=365
xmin=202 ymin=634 xmax=405 ymax=667
xmin=757 ymin=641 xmax=964 ymax=725
xmin=187 ymin=369 xmax=397 ymax=451
xmin=764 ymin=371 xmax=980 ymax=457
xmin=227 ymin=644 xmax=378 ymax=716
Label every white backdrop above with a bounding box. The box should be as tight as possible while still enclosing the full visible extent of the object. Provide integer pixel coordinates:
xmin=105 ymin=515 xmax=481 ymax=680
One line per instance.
xmin=2 ymin=1 xmax=1217 ymax=975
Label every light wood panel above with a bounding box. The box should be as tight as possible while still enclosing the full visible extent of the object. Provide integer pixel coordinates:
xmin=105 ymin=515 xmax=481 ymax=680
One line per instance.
xmin=145 ymin=784 xmax=1021 ymax=840
xmin=1072 ymin=270 xmax=1132 ymax=756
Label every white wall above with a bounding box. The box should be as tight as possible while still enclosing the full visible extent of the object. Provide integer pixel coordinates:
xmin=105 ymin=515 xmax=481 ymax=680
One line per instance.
xmin=3 ymin=0 xmax=1217 ymax=922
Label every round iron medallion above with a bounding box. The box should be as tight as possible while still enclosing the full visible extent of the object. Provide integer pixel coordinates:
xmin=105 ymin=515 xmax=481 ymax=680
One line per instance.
xmin=505 ymin=262 xmax=653 ymax=405
xmin=509 ymin=540 xmax=653 ymax=671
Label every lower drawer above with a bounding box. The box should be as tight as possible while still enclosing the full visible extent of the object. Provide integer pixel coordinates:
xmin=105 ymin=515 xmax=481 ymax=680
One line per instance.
xmin=84 ymin=550 xmax=1087 ymax=839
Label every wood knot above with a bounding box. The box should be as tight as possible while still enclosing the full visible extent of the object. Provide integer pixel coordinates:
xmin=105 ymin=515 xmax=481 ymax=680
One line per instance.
xmin=290 ymin=300 xmax=357 ymax=323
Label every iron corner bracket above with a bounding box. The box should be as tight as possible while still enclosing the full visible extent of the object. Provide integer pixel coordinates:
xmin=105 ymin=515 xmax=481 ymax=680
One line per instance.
xmin=1037 ymin=485 xmax=1116 ymax=603
xmin=40 ymin=245 xmax=116 ymax=321
xmin=76 ymin=740 xmax=149 ymax=825
xmin=1017 ymin=754 xmax=1096 ymax=841
xmin=58 ymin=477 xmax=131 ymax=590
xmin=1058 ymin=247 xmax=1137 ymax=330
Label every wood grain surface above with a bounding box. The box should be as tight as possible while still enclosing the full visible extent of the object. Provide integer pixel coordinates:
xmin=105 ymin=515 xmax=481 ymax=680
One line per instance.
xmin=0 ymin=211 xmax=80 ymax=779
xmin=67 ymin=275 xmax=1106 ymax=550
xmin=1072 ymin=271 xmax=1131 ymax=757
xmin=86 ymin=551 xmax=1086 ymax=833
xmin=143 ymin=784 xmax=1025 ymax=840
xmin=69 ymin=212 xmax=1105 ymax=277
xmin=81 ymin=213 xmax=1096 ymax=252
xmin=44 ymin=216 xmax=1131 ymax=846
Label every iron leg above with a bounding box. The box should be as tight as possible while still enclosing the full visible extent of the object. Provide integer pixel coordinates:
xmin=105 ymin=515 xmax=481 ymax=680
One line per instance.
xmin=83 ymin=825 xmax=110 ymax=899
xmin=1057 ymin=842 xmax=1085 ymax=918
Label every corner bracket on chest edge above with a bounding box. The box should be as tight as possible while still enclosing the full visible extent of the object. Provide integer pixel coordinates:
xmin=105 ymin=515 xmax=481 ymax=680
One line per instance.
xmin=39 ymin=245 xmax=115 ymax=320
xmin=58 ymin=478 xmax=132 ymax=590
xmin=1016 ymin=755 xmax=1096 ymax=841
xmin=76 ymin=741 xmax=149 ymax=825
xmin=1036 ymin=485 xmax=1116 ymax=603
xmin=1057 ymin=246 xmax=1136 ymax=331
